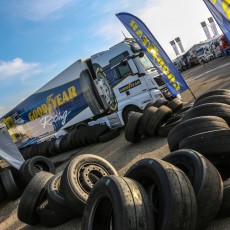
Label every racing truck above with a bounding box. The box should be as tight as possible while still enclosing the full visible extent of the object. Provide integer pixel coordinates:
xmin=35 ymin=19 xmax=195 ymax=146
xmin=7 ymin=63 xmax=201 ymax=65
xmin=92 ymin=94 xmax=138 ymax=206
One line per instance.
xmin=0 ymin=38 xmax=176 ymax=148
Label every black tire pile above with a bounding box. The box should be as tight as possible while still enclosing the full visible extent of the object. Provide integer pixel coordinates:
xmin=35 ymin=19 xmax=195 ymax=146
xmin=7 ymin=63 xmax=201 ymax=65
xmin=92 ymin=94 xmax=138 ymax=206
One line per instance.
xmin=20 ymin=125 xmax=120 ymax=160
xmin=125 ymin=98 xmax=192 ymax=143
xmin=82 ymin=150 xmax=228 ymax=229
xmin=0 ymin=156 xmax=55 ymax=204
xmin=167 ymin=89 xmax=230 ymax=178
xmin=17 ymin=154 xmax=118 ymax=227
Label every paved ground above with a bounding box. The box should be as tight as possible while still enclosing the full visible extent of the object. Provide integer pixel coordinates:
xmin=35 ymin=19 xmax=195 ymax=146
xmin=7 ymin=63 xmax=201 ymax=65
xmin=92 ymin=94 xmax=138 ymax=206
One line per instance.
xmin=1 ymin=56 xmax=230 ymax=229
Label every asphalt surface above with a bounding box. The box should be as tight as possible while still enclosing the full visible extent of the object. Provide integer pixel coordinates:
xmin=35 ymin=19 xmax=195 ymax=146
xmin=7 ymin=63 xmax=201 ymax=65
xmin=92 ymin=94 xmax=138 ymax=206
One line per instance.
xmin=1 ymin=56 xmax=230 ymax=229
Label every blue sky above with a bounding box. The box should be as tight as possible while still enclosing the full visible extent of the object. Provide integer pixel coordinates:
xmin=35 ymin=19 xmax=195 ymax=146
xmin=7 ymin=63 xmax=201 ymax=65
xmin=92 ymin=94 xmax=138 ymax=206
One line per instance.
xmin=0 ymin=0 xmax=215 ymax=117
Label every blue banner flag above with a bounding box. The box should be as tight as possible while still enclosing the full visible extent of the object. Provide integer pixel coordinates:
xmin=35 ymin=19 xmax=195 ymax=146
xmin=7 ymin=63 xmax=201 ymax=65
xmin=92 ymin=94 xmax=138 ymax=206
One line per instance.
xmin=116 ymin=12 xmax=189 ymax=96
xmin=203 ymin=0 xmax=230 ymax=43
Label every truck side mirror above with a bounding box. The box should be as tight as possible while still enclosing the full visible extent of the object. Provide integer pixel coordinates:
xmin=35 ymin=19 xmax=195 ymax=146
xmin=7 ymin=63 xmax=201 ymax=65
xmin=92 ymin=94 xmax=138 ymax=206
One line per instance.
xmin=138 ymin=51 xmax=144 ymax=58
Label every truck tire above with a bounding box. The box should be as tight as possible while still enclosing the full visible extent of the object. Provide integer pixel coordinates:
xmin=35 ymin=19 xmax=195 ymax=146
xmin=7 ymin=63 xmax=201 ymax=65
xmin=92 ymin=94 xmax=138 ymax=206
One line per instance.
xmin=181 ymin=103 xmax=230 ymax=125
xmin=218 ymin=179 xmax=230 ymax=218
xmin=125 ymin=112 xmax=142 ymax=143
xmin=47 ymin=172 xmax=75 ymax=218
xmin=194 ymin=95 xmax=230 ymax=107
xmin=196 ymin=89 xmax=230 ymax=102
xmin=163 ymin=149 xmax=223 ymax=229
xmin=20 ymin=156 xmax=55 ymax=185
xmin=174 ymin=103 xmax=192 ymax=116
xmin=146 ymin=105 xmax=172 ymax=136
xmin=0 ymin=177 xmax=7 ymax=203
xmin=214 ymin=163 xmax=230 ymax=180
xmin=139 ymin=107 xmax=158 ymax=136
xmin=38 ymin=200 xmax=72 ymax=227
xmin=79 ymin=70 xmax=102 ymax=116
xmin=54 ymin=136 xmax=64 ymax=154
xmin=143 ymin=101 xmax=156 ymax=112
xmin=179 ymin=130 xmax=230 ymax=163
xmin=93 ymin=63 xmax=118 ymax=112
xmin=99 ymin=128 xmax=120 ymax=143
xmin=124 ymin=158 xmax=197 ymax=230
xmin=122 ymin=105 xmax=142 ymax=124
xmin=167 ymin=98 xmax=183 ymax=113
xmin=0 ymin=169 xmax=20 ymax=200
xmin=168 ymin=116 xmax=229 ymax=151
xmin=81 ymin=176 xmax=154 ymax=230
xmin=157 ymin=114 xmax=182 ymax=137
xmin=18 ymin=171 xmax=54 ymax=225
xmin=153 ymin=98 xmax=168 ymax=108
xmin=60 ymin=154 xmax=118 ymax=215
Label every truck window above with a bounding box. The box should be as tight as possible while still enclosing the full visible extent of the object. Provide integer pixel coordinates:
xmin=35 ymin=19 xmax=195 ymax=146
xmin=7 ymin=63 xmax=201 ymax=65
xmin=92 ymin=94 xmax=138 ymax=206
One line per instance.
xmin=139 ymin=54 xmax=155 ymax=72
xmin=112 ymin=63 xmax=132 ymax=80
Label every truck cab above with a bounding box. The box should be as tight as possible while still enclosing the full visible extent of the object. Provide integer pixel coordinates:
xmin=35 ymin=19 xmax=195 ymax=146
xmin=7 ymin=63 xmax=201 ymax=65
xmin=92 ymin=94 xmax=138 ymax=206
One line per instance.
xmin=90 ymin=38 xmax=175 ymax=125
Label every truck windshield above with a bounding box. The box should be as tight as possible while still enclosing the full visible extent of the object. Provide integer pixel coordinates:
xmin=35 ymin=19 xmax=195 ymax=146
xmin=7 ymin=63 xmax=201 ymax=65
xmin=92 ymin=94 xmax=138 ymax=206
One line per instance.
xmin=139 ymin=54 xmax=155 ymax=72
xmin=196 ymin=48 xmax=204 ymax=56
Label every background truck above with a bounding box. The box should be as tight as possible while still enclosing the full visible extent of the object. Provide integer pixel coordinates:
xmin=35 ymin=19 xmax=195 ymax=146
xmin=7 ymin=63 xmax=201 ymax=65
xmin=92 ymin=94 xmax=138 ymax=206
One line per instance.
xmin=196 ymin=45 xmax=215 ymax=63
xmin=0 ymin=38 xmax=175 ymax=148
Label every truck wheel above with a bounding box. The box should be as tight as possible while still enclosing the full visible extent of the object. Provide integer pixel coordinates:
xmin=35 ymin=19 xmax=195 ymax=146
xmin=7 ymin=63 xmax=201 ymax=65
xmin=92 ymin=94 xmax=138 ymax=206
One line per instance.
xmin=139 ymin=107 xmax=158 ymax=136
xmin=79 ymin=70 xmax=102 ymax=116
xmin=81 ymin=176 xmax=154 ymax=230
xmin=18 ymin=171 xmax=54 ymax=225
xmin=179 ymin=130 xmax=230 ymax=163
xmin=122 ymin=105 xmax=142 ymax=124
xmin=181 ymin=103 xmax=230 ymax=125
xmin=146 ymin=105 xmax=172 ymax=136
xmin=163 ymin=149 xmax=223 ymax=229
xmin=194 ymin=95 xmax=230 ymax=107
xmin=168 ymin=116 xmax=229 ymax=151
xmin=20 ymin=156 xmax=55 ymax=184
xmin=125 ymin=112 xmax=142 ymax=143
xmin=167 ymin=98 xmax=183 ymax=113
xmin=124 ymin=158 xmax=197 ymax=230
xmin=99 ymin=128 xmax=120 ymax=143
xmin=60 ymin=154 xmax=118 ymax=215
xmin=47 ymin=172 xmax=75 ymax=218
xmin=196 ymin=89 xmax=230 ymax=102
xmin=38 ymin=200 xmax=72 ymax=227
xmin=0 ymin=169 xmax=20 ymax=200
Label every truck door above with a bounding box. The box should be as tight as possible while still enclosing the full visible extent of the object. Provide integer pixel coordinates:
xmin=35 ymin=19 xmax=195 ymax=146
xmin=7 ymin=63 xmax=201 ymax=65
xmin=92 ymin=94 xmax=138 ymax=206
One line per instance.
xmin=110 ymin=58 xmax=150 ymax=101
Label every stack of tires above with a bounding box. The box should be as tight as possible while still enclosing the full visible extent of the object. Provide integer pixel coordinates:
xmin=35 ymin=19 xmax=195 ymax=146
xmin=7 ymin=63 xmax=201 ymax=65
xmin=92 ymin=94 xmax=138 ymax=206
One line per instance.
xmin=17 ymin=154 xmax=119 ymax=227
xmin=82 ymin=149 xmax=224 ymax=230
xmin=168 ymin=89 xmax=230 ymax=177
xmin=20 ymin=124 xmax=120 ymax=160
xmin=0 ymin=156 xmax=55 ymax=205
xmin=125 ymin=98 xmax=192 ymax=143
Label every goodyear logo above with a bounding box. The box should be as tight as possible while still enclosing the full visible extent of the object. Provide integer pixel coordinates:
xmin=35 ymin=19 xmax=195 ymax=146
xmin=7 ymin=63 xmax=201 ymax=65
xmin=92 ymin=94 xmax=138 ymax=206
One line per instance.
xmin=119 ymin=80 xmax=141 ymax=93
xmin=28 ymin=86 xmax=77 ymax=121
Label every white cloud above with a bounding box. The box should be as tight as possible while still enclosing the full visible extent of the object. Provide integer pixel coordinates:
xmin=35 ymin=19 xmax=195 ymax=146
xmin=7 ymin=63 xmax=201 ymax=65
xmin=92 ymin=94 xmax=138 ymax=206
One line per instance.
xmin=0 ymin=58 xmax=41 ymax=80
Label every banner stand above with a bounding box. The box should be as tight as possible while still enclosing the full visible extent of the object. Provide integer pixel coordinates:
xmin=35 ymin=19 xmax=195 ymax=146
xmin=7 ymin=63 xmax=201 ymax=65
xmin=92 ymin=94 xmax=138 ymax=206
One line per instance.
xmin=0 ymin=123 xmax=25 ymax=170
